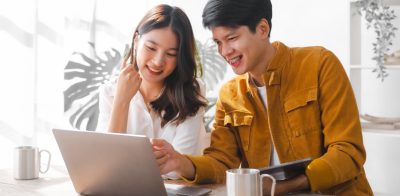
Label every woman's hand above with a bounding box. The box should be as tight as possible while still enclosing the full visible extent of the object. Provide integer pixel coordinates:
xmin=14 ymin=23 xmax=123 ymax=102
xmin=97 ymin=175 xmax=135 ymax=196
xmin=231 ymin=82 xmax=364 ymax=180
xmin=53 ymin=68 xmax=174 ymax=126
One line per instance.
xmin=107 ymin=61 xmax=141 ymax=133
xmin=114 ymin=62 xmax=142 ymax=105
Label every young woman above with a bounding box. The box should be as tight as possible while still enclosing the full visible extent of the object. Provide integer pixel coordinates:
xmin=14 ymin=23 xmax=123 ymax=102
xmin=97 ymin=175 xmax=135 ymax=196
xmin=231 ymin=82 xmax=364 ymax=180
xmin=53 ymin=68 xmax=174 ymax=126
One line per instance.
xmin=96 ymin=4 xmax=208 ymax=157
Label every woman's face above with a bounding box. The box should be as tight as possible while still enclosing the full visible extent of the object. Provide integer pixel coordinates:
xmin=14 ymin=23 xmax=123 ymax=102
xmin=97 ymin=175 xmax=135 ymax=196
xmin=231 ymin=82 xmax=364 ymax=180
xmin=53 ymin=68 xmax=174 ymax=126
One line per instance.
xmin=135 ymin=27 xmax=178 ymax=84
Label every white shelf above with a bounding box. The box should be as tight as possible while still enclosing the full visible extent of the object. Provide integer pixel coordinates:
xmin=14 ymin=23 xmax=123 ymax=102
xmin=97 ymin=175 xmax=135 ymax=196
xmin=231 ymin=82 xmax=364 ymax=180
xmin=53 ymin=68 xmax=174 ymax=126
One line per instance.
xmin=350 ymin=0 xmax=400 ymax=6
xmin=363 ymin=128 xmax=400 ymax=136
xmin=350 ymin=65 xmax=400 ymax=69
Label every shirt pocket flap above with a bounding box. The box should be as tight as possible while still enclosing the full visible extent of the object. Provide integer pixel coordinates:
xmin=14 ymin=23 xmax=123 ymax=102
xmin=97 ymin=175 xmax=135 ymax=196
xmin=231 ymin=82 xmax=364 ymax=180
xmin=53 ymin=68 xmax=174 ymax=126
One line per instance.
xmin=224 ymin=112 xmax=253 ymax=127
xmin=284 ymin=88 xmax=318 ymax=113
xmin=224 ymin=111 xmax=253 ymax=151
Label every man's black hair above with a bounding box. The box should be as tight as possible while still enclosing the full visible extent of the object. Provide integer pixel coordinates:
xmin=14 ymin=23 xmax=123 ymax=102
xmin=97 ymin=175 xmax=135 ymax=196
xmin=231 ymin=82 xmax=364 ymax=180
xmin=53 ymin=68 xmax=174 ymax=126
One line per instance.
xmin=202 ymin=0 xmax=272 ymax=37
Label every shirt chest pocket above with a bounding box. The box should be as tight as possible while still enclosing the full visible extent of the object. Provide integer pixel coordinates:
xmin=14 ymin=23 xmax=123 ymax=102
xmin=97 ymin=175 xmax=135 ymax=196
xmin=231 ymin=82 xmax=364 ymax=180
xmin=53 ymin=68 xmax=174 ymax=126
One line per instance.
xmin=224 ymin=112 xmax=253 ymax=151
xmin=284 ymin=88 xmax=321 ymax=136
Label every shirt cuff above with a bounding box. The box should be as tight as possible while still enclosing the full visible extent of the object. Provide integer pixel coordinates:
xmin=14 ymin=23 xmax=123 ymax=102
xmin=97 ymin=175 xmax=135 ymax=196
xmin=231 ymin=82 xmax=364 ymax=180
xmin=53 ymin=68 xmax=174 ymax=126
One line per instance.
xmin=180 ymin=155 xmax=216 ymax=184
xmin=305 ymin=158 xmax=336 ymax=192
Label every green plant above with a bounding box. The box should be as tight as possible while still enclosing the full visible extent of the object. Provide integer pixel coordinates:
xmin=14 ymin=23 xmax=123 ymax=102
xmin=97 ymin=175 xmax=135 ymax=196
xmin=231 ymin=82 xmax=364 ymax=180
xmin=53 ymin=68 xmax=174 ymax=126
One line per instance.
xmin=355 ymin=0 xmax=398 ymax=81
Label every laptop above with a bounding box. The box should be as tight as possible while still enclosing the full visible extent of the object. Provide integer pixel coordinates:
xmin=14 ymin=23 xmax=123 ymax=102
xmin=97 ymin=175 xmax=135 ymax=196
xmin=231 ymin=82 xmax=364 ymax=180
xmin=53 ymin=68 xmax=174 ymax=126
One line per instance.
xmin=52 ymin=129 xmax=211 ymax=196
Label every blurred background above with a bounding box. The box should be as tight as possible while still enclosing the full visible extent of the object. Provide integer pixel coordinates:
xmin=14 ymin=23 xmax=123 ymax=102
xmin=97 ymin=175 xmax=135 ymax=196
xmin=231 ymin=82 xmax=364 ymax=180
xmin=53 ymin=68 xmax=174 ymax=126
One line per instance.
xmin=1 ymin=0 xmax=400 ymax=194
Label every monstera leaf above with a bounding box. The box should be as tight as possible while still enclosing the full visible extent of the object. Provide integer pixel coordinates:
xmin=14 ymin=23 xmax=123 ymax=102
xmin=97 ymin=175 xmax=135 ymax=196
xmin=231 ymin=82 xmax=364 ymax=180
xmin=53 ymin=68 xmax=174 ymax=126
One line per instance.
xmin=196 ymin=39 xmax=227 ymax=132
xmin=64 ymin=39 xmax=226 ymax=132
xmin=64 ymin=42 xmax=127 ymax=131
xmin=196 ymin=39 xmax=227 ymax=93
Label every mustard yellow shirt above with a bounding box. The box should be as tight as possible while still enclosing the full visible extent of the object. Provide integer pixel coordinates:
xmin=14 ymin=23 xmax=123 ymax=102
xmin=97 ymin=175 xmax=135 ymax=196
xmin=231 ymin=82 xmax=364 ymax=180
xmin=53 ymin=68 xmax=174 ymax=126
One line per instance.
xmin=186 ymin=42 xmax=372 ymax=195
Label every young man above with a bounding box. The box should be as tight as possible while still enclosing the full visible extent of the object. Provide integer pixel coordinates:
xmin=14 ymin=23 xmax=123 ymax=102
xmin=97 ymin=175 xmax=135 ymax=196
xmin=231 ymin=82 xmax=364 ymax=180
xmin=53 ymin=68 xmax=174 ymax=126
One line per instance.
xmin=153 ymin=0 xmax=373 ymax=195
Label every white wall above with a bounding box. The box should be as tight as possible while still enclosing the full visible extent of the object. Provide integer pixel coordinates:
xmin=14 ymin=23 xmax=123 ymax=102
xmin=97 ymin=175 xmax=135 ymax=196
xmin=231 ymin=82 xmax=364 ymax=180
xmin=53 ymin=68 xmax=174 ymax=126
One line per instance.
xmin=271 ymin=0 xmax=350 ymax=72
xmin=0 ymin=0 xmax=37 ymax=145
xmin=363 ymin=130 xmax=400 ymax=195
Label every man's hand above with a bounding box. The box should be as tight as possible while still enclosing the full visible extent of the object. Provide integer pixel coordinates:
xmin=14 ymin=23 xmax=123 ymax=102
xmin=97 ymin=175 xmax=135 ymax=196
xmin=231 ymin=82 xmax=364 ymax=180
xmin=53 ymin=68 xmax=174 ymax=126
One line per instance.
xmin=151 ymin=139 xmax=196 ymax=179
xmin=152 ymin=139 xmax=181 ymax=174
xmin=263 ymin=174 xmax=310 ymax=195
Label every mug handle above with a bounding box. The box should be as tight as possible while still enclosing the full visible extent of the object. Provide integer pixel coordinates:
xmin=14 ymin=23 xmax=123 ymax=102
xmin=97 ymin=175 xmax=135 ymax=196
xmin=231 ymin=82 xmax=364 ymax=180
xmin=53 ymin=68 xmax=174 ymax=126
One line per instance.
xmin=39 ymin=149 xmax=51 ymax=173
xmin=260 ymin=174 xmax=276 ymax=196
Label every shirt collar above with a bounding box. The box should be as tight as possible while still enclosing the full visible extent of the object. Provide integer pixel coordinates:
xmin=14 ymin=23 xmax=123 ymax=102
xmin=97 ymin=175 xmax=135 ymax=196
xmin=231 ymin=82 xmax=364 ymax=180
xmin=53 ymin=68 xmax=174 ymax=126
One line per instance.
xmin=246 ymin=41 xmax=288 ymax=91
xmin=267 ymin=41 xmax=289 ymax=71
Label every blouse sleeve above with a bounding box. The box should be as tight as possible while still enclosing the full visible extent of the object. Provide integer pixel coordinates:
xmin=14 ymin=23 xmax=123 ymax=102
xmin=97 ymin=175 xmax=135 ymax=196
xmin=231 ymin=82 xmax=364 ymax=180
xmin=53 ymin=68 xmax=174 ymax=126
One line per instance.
xmin=96 ymin=83 xmax=114 ymax=132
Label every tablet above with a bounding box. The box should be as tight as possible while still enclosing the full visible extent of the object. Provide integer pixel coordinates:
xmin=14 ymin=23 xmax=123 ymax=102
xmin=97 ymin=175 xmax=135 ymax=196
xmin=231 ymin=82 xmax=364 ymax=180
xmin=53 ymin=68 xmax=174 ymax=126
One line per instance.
xmin=259 ymin=157 xmax=312 ymax=180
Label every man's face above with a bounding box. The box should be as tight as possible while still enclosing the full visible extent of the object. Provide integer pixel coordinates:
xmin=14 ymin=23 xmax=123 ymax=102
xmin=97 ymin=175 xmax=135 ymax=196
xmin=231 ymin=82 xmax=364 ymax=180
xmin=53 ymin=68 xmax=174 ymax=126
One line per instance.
xmin=211 ymin=25 xmax=267 ymax=75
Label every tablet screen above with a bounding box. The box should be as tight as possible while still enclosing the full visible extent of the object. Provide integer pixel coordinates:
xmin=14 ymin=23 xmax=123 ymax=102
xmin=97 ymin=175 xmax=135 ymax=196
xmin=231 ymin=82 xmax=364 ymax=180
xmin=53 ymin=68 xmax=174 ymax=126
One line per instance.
xmin=259 ymin=157 xmax=312 ymax=180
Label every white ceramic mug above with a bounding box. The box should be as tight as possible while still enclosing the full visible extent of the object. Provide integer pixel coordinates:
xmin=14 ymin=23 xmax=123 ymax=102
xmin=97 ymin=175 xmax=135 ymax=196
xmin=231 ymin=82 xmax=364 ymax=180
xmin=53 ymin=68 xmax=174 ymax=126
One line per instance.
xmin=14 ymin=146 xmax=51 ymax=180
xmin=226 ymin=168 xmax=276 ymax=196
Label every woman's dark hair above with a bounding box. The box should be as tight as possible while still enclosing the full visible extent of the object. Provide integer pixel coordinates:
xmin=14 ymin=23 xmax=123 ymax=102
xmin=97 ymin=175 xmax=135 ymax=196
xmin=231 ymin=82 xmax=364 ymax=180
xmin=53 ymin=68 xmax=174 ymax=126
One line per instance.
xmin=202 ymin=0 xmax=272 ymax=37
xmin=125 ymin=4 xmax=207 ymax=127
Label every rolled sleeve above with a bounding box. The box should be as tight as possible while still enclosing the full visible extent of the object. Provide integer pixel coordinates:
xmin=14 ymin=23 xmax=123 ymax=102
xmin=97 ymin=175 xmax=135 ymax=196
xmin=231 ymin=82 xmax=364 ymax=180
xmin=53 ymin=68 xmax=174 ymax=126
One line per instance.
xmin=182 ymin=93 xmax=242 ymax=184
xmin=306 ymin=50 xmax=366 ymax=191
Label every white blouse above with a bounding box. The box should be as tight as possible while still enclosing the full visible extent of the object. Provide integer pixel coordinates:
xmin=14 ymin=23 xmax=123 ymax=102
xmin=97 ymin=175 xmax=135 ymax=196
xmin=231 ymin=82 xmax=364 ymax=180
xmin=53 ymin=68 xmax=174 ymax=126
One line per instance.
xmin=96 ymin=80 xmax=208 ymax=156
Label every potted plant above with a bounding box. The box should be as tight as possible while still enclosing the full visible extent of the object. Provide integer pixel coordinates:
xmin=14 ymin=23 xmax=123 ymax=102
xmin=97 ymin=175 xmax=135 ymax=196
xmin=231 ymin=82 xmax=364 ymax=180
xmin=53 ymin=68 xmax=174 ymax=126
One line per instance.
xmin=355 ymin=0 xmax=398 ymax=81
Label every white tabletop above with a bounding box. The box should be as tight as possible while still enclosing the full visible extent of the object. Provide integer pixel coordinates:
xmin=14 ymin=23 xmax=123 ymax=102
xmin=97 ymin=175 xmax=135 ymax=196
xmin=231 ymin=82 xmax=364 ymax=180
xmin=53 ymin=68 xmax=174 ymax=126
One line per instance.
xmin=0 ymin=134 xmax=333 ymax=196
xmin=1 ymin=165 xmax=333 ymax=196
xmin=0 ymin=165 xmax=227 ymax=196
xmin=0 ymin=166 xmax=78 ymax=196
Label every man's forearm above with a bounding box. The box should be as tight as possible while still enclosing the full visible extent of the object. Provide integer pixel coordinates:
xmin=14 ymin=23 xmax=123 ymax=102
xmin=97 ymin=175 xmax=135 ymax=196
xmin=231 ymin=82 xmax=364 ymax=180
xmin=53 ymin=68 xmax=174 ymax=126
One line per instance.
xmin=288 ymin=174 xmax=310 ymax=192
xmin=177 ymin=154 xmax=196 ymax=180
xmin=270 ymin=174 xmax=310 ymax=195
